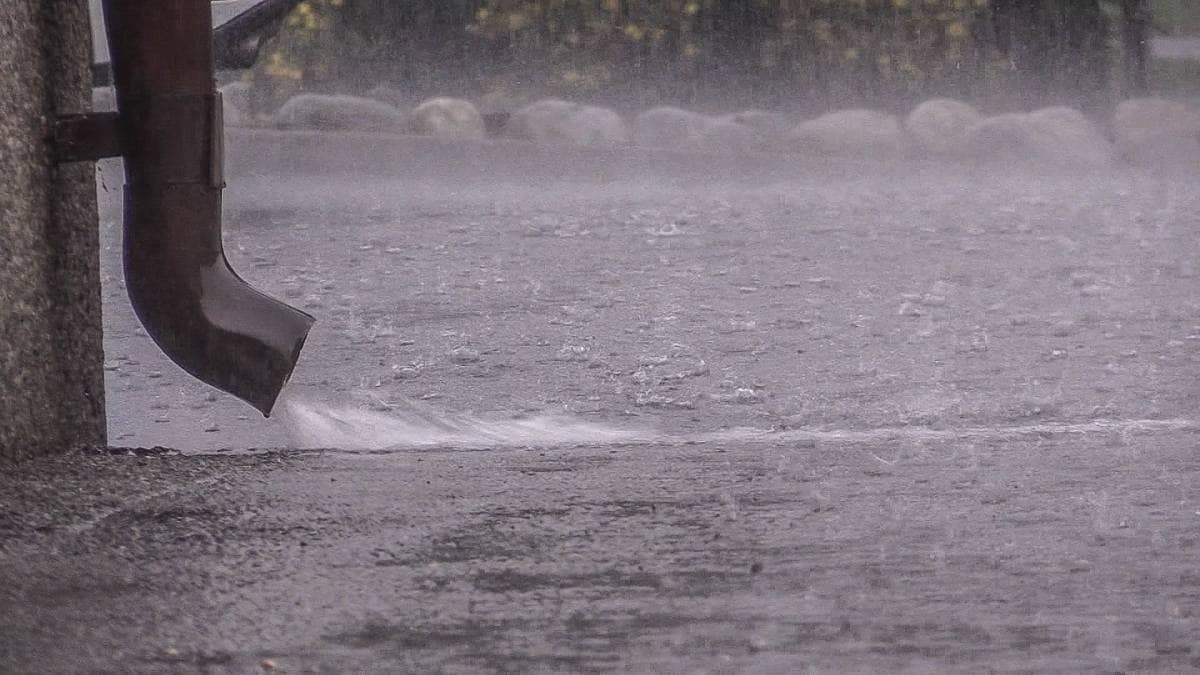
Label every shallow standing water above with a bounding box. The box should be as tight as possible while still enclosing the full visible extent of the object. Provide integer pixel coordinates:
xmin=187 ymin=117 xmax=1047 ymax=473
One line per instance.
xmin=1 ymin=139 xmax=1193 ymax=672
xmin=98 ymin=152 xmax=1200 ymax=454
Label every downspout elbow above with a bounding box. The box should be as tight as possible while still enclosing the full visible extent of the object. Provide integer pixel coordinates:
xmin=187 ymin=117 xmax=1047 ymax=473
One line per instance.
xmin=105 ymin=0 xmax=313 ymax=416
xmin=122 ymin=184 xmax=313 ymax=416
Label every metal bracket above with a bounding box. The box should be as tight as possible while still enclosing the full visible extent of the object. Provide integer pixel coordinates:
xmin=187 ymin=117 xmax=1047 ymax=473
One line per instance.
xmin=52 ymin=112 xmax=122 ymax=163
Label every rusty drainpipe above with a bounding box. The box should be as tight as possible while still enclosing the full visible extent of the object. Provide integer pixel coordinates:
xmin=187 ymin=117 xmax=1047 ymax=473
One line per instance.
xmin=58 ymin=0 xmax=314 ymax=416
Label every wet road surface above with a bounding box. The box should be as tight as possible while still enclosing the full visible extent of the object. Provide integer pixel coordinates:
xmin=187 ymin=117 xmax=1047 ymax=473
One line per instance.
xmin=2 ymin=133 xmax=1199 ymax=672
xmin=4 ymin=431 xmax=1200 ymax=672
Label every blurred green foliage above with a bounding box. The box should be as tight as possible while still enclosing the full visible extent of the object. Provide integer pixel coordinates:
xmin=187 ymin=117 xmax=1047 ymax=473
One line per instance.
xmin=466 ymin=0 xmax=991 ymax=110
xmin=250 ymin=0 xmax=1120 ymax=113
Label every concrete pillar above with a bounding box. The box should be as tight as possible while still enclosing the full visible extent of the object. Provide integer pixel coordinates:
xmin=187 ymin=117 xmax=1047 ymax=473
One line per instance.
xmin=0 ymin=0 xmax=106 ymax=461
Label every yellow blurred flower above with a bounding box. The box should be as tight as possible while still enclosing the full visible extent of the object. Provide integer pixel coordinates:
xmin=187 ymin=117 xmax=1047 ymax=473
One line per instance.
xmin=507 ymin=12 xmax=528 ymax=31
xmin=945 ymin=22 xmax=968 ymax=39
xmin=265 ymin=52 xmax=303 ymax=80
xmin=812 ymin=19 xmax=832 ymax=43
xmin=624 ymin=24 xmax=645 ymax=41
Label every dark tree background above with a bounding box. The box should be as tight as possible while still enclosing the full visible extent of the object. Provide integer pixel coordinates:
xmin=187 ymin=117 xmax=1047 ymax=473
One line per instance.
xmin=991 ymin=0 xmax=1113 ymax=108
xmin=251 ymin=0 xmax=1140 ymax=114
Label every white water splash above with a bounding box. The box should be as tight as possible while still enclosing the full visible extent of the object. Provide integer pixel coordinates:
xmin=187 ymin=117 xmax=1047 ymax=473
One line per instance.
xmin=279 ymin=393 xmax=1196 ymax=453
xmin=279 ymin=395 xmax=652 ymax=451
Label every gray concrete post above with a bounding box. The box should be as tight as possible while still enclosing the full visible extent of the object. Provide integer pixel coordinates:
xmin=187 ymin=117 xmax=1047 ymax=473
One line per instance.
xmin=0 ymin=1 xmax=106 ymax=461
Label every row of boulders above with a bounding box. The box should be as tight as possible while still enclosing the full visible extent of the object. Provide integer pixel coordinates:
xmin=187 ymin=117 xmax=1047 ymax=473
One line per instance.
xmin=505 ymin=99 xmax=628 ymax=147
xmin=1112 ymin=97 xmax=1200 ymax=166
xmin=910 ymin=102 xmax=1116 ymax=168
xmin=272 ymin=93 xmax=487 ymax=140
xmin=214 ymin=83 xmax=1199 ymax=168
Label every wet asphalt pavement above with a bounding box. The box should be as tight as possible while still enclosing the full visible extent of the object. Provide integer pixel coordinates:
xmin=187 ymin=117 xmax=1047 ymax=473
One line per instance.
xmin=2 ymin=132 xmax=1200 ymax=672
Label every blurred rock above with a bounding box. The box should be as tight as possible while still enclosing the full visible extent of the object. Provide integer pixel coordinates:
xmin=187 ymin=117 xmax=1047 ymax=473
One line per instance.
xmin=787 ymin=109 xmax=907 ymax=158
xmin=505 ymin=99 xmax=575 ymax=141
xmin=477 ymin=89 xmax=526 ymax=136
xmin=962 ymin=113 xmax=1031 ymax=162
xmin=1112 ymin=97 xmax=1200 ymax=167
xmin=272 ymin=93 xmax=406 ymax=133
xmin=697 ymin=118 xmax=762 ymax=153
xmin=633 ymin=106 xmax=715 ymax=149
xmin=720 ymin=109 xmax=792 ymax=142
xmin=1030 ymin=107 xmax=1115 ymax=168
xmin=407 ymin=97 xmax=486 ymax=141
xmin=508 ymin=99 xmax=628 ymax=147
xmin=567 ymin=104 xmax=629 ymax=147
xmin=964 ymin=107 xmax=1114 ymax=169
xmin=905 ymin=98 xmax=982 ymax=157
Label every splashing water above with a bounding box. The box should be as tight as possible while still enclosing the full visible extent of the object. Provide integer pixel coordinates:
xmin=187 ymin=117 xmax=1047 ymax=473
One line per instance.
xmin=278 ymin=394 xmax=653 ymax=451
xmin=278 ymin=390 xmax=1196 ymax=453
